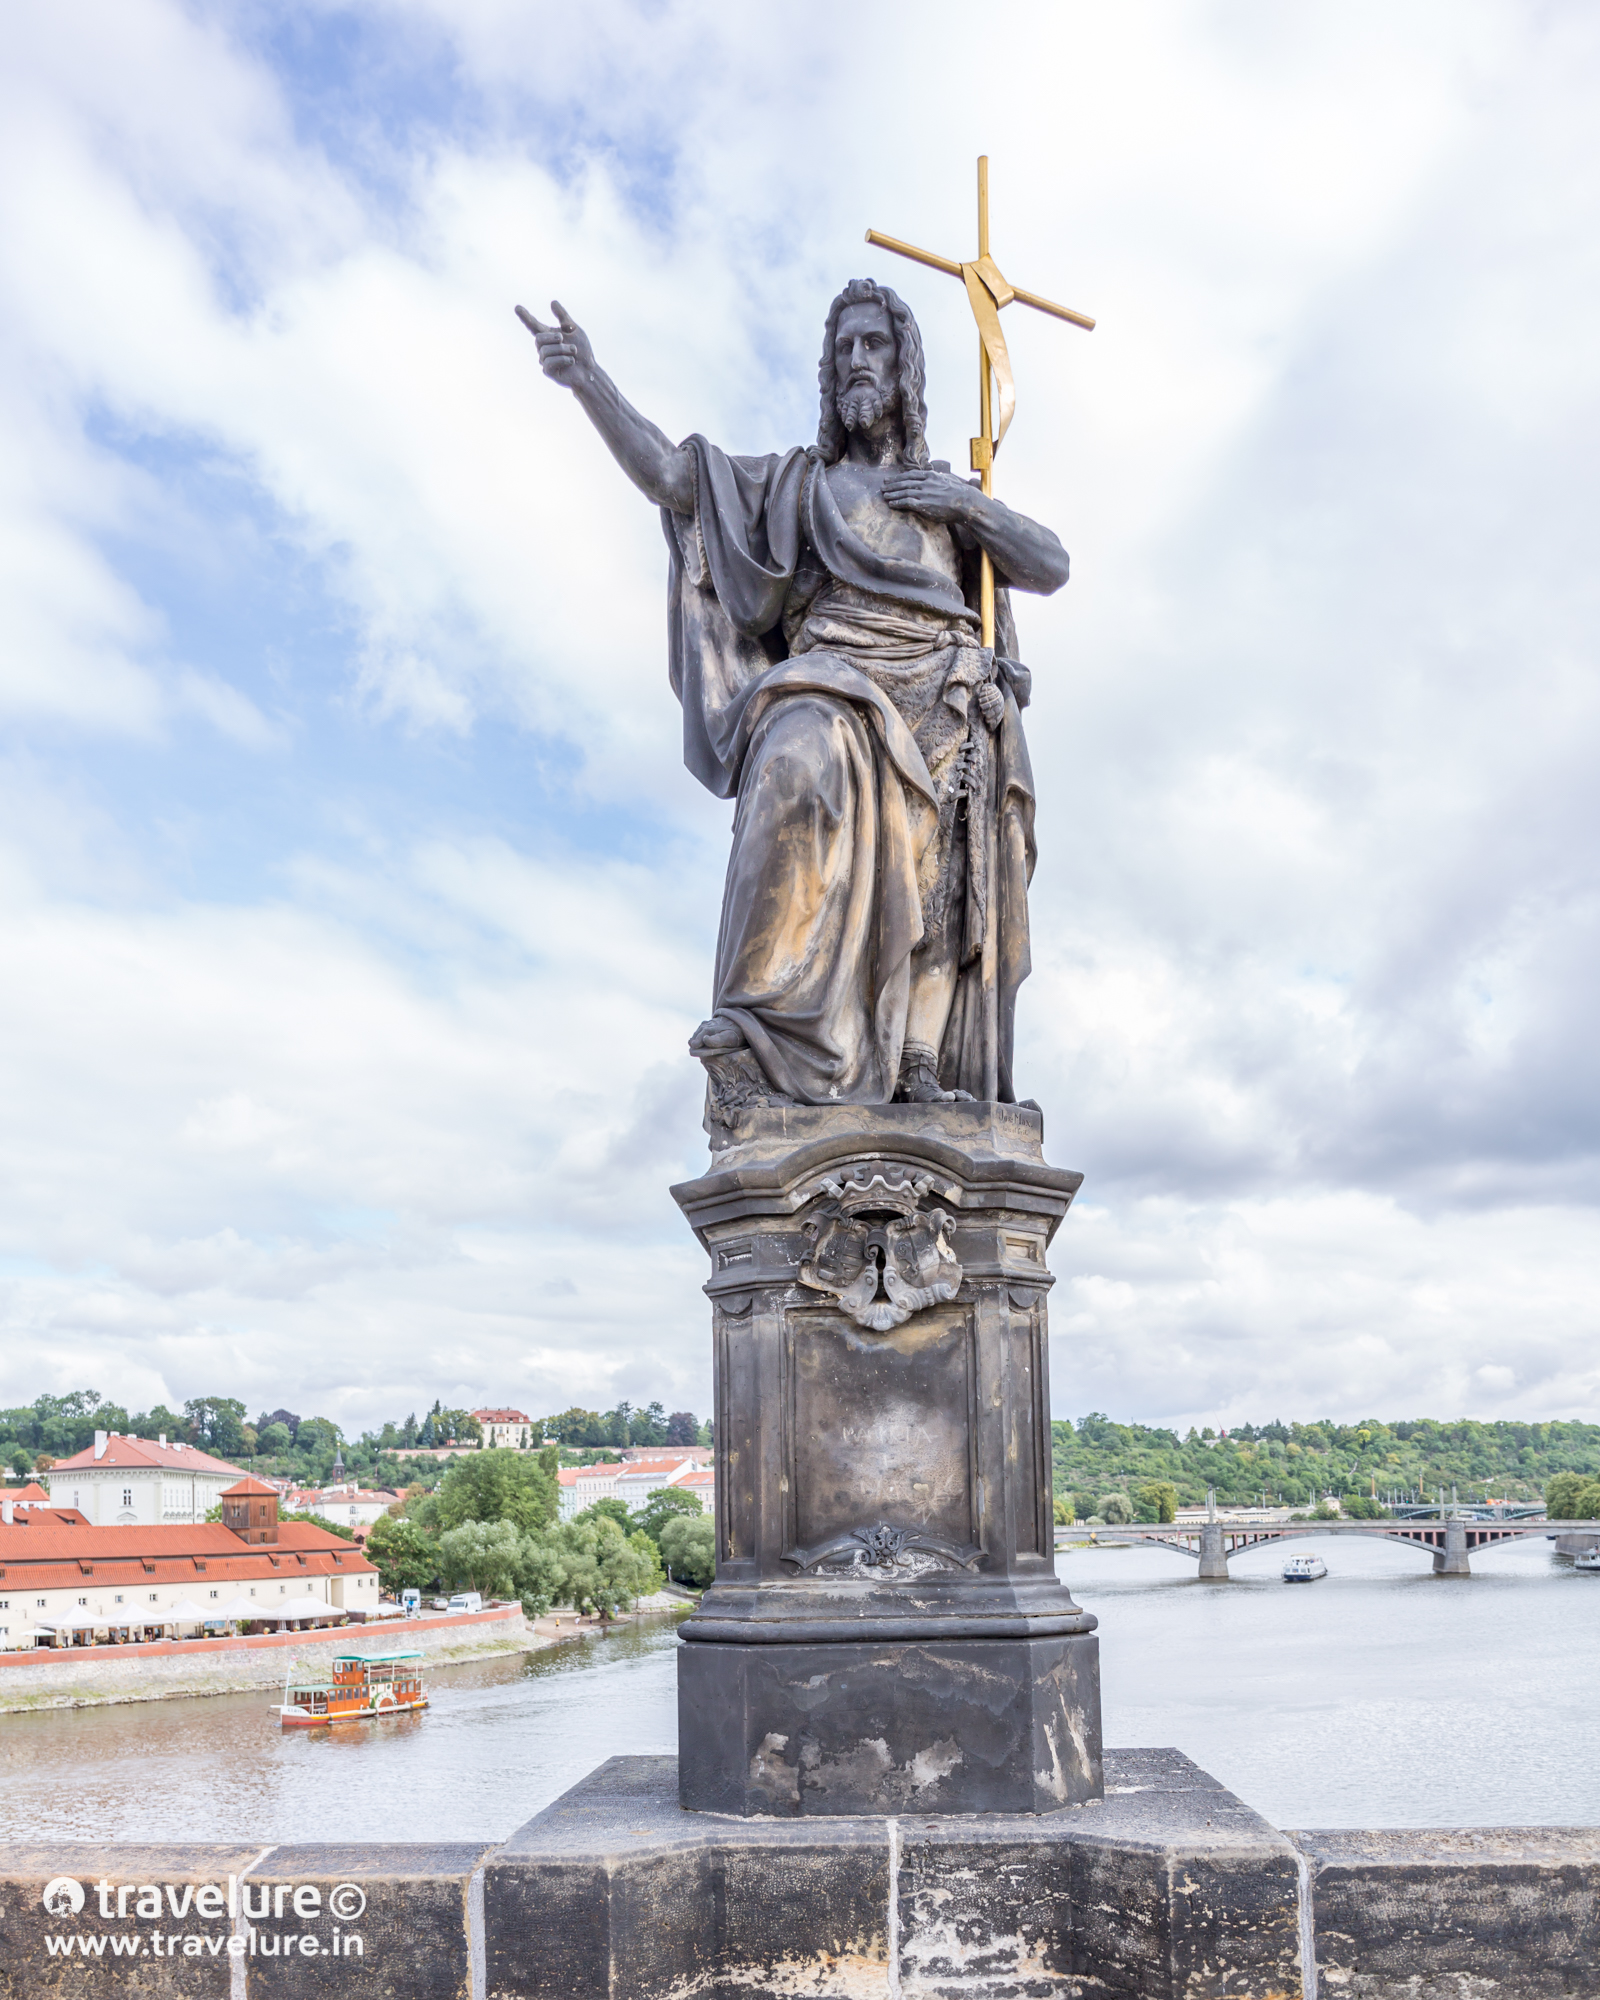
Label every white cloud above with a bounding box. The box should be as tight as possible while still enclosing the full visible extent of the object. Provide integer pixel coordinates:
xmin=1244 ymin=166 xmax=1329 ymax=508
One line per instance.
xmin=0 ymin=0 xmax=1597 ymax=1430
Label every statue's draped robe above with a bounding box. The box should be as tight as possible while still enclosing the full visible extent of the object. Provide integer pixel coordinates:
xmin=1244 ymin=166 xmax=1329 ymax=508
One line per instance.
xmin=663 ymin=437 xmax=1037 ymax=1107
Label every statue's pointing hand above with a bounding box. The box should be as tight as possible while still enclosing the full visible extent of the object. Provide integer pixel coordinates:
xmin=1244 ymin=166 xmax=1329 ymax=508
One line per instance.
xmin=515 ymin=300 xmax=596 ymax=391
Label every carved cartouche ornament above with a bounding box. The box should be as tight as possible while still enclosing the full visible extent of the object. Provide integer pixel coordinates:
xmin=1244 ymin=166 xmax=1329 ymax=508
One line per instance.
xmin=796 ymin=1162 xmax=963 ymax=1333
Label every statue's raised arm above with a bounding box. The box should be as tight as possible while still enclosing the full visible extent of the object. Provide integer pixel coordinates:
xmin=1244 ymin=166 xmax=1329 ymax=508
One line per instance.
xmin=516 ymin=277 xmax=1069 ymax=1124
xmin=516 ymin=301 xmax=695 ymax=515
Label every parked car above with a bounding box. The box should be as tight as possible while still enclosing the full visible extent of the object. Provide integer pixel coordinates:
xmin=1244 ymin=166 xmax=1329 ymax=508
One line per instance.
xmin=430 ymin=1597 xmax=449 ymax=1611
xmin=446 ymin=1592 xmax=482 ymax=1615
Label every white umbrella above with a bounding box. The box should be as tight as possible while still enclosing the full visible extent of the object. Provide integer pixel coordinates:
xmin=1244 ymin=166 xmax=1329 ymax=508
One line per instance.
xmin=264 ymin=1597 xmax=333 ymax=1622
xmin=163 ymin=1598 xmax=209 ymax=1624
xmin=214 ymin=1596 xmax=265 ymax=1621
xmin=51 ymin=1611 xmax=103 ymax=1630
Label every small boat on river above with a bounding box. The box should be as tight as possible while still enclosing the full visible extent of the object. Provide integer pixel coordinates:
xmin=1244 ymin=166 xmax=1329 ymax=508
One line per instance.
xmin=274 ymin=1651 xmax=428 ymax=1728
xmin=1575 ymin=1547 xmax=1600 ymax=1574
xmin=1282 ymin=1554 xmax=1328 ymax=1583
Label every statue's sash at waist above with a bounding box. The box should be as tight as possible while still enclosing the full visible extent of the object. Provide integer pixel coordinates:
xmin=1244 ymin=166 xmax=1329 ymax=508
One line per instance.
xmin=729 ymin=655 xmax=939 ymax=811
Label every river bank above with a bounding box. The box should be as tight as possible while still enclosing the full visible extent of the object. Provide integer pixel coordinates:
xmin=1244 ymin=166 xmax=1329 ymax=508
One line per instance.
xmin=0 ymin=1594 xmax=689 ymax=1713
xmin=0 ymin=1606 xmax=535 ymax=1713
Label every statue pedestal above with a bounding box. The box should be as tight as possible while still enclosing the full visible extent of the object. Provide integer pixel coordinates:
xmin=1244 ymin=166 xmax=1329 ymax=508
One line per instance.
xmin=671 ymin=1101 xmax=1102 ymax=1816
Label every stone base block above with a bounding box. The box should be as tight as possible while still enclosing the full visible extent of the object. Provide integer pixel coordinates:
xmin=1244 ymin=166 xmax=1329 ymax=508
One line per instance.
xmin=1293 ymin=1826 xmax=1600 ymax=2000
xmin=482 ymin=1748 xmax=1305 ymax=1999
xmin=678 ymin=1632 xmax=1102 ymax=1817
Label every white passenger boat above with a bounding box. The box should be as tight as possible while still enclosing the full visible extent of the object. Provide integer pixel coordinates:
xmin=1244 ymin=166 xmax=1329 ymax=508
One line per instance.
xmin=1575 ymin=1546 xmax=1600 ymax=1574
xmin=1282 ymin=1554 xmax=1328 ymax=1583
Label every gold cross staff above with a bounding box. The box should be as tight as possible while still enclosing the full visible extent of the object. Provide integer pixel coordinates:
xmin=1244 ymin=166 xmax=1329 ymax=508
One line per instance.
xmin=867 ymin=155 xmax=1095 ymax=649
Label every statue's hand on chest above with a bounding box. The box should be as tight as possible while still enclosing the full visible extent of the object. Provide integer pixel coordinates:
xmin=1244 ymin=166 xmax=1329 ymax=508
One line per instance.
xmin=825 ymin=462 xmax=963 ymax=577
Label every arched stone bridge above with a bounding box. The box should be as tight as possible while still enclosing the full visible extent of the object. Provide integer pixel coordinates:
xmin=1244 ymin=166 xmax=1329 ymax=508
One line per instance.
xmin=1058 ymin=1518 xmax=1594 ymax=1579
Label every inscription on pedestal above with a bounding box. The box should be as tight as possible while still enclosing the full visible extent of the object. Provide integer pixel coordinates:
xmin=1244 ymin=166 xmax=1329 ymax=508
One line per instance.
xmin=788 ymin=1309 xmax=976 ymax=1568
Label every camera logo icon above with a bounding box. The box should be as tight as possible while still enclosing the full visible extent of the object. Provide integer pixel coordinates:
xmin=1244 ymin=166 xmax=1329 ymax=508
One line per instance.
xmin=41 ymin=1878 xmax=85 ymax=1917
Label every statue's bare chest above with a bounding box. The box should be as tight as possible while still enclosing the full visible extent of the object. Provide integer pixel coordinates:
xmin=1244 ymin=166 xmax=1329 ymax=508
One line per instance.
xmin=823 ymin=463 xmax=962 ymax=584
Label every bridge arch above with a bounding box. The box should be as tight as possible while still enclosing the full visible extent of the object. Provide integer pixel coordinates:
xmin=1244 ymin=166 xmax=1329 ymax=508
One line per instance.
xmin=1064 ymin=1516 xmax=1551 ymax=1579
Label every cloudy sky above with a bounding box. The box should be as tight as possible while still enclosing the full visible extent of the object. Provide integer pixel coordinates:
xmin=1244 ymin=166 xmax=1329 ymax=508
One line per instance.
xmin=1 ymin=0 xmax=1597 ymax=1438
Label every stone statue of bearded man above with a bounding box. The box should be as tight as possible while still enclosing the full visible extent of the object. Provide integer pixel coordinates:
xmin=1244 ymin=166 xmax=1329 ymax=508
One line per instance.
xmin=520 ymin=279 xmax=1069 ymax=1132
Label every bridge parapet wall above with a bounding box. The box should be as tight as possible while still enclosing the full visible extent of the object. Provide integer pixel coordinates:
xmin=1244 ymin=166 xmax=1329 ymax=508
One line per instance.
xmin=2 ymin=1753 xmax=1595 ymax=1998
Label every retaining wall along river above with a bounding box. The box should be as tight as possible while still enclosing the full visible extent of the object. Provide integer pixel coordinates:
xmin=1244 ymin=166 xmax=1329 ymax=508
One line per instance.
xmin=0 ymin=1607 xmax=534 ymax=1710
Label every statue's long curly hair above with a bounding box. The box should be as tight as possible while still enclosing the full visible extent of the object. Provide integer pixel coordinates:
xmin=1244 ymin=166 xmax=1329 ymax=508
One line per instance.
xmin=816 ymin=278 xmax=931 ymax=468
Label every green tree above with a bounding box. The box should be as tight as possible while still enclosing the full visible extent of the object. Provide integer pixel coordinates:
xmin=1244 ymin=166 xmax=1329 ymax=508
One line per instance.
xmin=1574 ymin=1481 xmax=1600 ymax=1521
xmin=665 ymin=1411 xmax=700 ymax=1446
xmin=628 ymin=1401 xmax=668 ymax=1446
xmin=8 ymin=1444 xmax=33 ymax=1477
xmin=658 ymin=1512 xmax=715 ymax=1588
xmin=1546 ymin=1471 xmax=1587 ymax=1519
xmin=514 ymin=1530 xmax=567 ymax=1618
xmin=547 ymin=1515 xmax=662 ymax=1618
xmin=438 ymin=1520 xmax=522 ymax=1597
xmin=183 ymin=1397 xmax=248 ymax=1458
xmin=631 ymin=1488 xmax=702 ymax=1546
xmin=365 ymin=1514 xmax=439 ymax=1597
xmin=296 ymin=1417 xmax=342 ymax=1463
xmin=1098 ymin=1493 xmax=1133 ymax=1525
xmin=131 ymin=1404 xmax=188 ymax=1444
xmin=577 ymin=1496 xmax=634 ymax=1531
xmin=435 ymin=1448 xmax=557 ymax=1533
xmin=257 ymin=1423 xmax=292 ymax=1457
xmin=1133 ymin=1481 xmax=1178 ymax=1524
xmin=1071 ymin=1490 xmax=1098 ymax=1525
xmin=436 ymin=1409 xmax=483 ymax=1446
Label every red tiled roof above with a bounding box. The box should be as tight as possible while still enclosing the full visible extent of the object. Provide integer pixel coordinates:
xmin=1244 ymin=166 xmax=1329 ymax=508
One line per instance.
xmin=48 ymin=1436 xmax=246 ymax=1477
xmin=2 ymin=1508 xmax=90 ymax=1526
xmin=557 ymin=1463 xmax=622 ymax=1486
xmin=293 ymin=1489 xmax=395 ymax=1507
xmin=614 ymin=1455 xmax=701 ymax=1477
xmin=221 ymin=1476 xmax=279 ymax=1498
xmin=6 ymin=1483 xmax=51 ymax=1504
xmin=473 ymin=1409 xmax=531 ymax=1424
xmin=0 ymin=1520 xmax=374 ymax=1592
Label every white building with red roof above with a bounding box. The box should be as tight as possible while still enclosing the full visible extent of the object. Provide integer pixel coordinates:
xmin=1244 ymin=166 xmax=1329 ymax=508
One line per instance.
xmin=673 ymin=1465 xmax=716 ymax=1518
xmin=44 ymin=1431 xmax=247 ymax=1527
xmin=472 ymin=1408 xmax=535 ymax=1449
xmin=557 ymin=1454 xmax=706 ymax=1520
xmin=0 ymin=1480 xmax=378 ymax=1651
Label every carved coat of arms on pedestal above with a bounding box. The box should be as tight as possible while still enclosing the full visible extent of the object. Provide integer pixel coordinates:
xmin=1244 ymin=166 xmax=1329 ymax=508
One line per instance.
xmin=797 ymin=1163 xmax=963 ymax=1333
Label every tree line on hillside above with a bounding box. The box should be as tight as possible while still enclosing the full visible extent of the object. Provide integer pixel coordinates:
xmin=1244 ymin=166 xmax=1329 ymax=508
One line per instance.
xmin=0 ymin=1392 xmax=709 ymax=1485
xmin=364 ymin=1448 xmax=716 ymax=1615
xmin=1052 ymin=1414 xmax=1600 ymax=1516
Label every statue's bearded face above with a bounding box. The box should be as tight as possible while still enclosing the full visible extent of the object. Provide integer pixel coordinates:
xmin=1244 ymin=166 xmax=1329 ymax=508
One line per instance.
xmin=832 ymin=300 xmax=899 ymax=433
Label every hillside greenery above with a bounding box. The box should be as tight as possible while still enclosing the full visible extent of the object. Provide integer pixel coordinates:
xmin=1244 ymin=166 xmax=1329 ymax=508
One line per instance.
xmin=0 ymin=1390 xmax=709 ymax=1490
xmin=1052 ymin=1414 xmax=1600 ymax=1513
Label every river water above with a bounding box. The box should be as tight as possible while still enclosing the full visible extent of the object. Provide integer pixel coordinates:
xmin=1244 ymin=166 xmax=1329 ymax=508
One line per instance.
xmin=2 ymin=1536 xmax=1594 ymax=1842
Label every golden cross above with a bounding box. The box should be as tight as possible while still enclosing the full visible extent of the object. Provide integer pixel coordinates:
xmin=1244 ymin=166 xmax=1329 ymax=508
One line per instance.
xmin=867 ymin=155 xmax=1095 ymax=649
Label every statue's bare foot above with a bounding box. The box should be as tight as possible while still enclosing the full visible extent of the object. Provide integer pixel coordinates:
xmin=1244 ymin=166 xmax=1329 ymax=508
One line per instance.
xmin=689 ymin=1016 xmax=746 ymax=1057
xmin=895 ymin=1047 xmax=974 ymax=1104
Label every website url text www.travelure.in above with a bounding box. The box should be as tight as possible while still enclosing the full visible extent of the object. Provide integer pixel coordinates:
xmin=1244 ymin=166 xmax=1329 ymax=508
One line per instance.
xmin=46 ymin=1932 xmax=364 ymax=1960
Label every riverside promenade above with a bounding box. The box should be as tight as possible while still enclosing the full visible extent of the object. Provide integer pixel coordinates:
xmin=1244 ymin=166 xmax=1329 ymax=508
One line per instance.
xmin=0 ymin=1605 xmax=534 ymax=1711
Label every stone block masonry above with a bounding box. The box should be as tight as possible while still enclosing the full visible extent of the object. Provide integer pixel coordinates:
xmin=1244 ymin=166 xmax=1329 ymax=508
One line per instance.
xmin=2 ymin=1750 xmax=1597 ymax=1998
